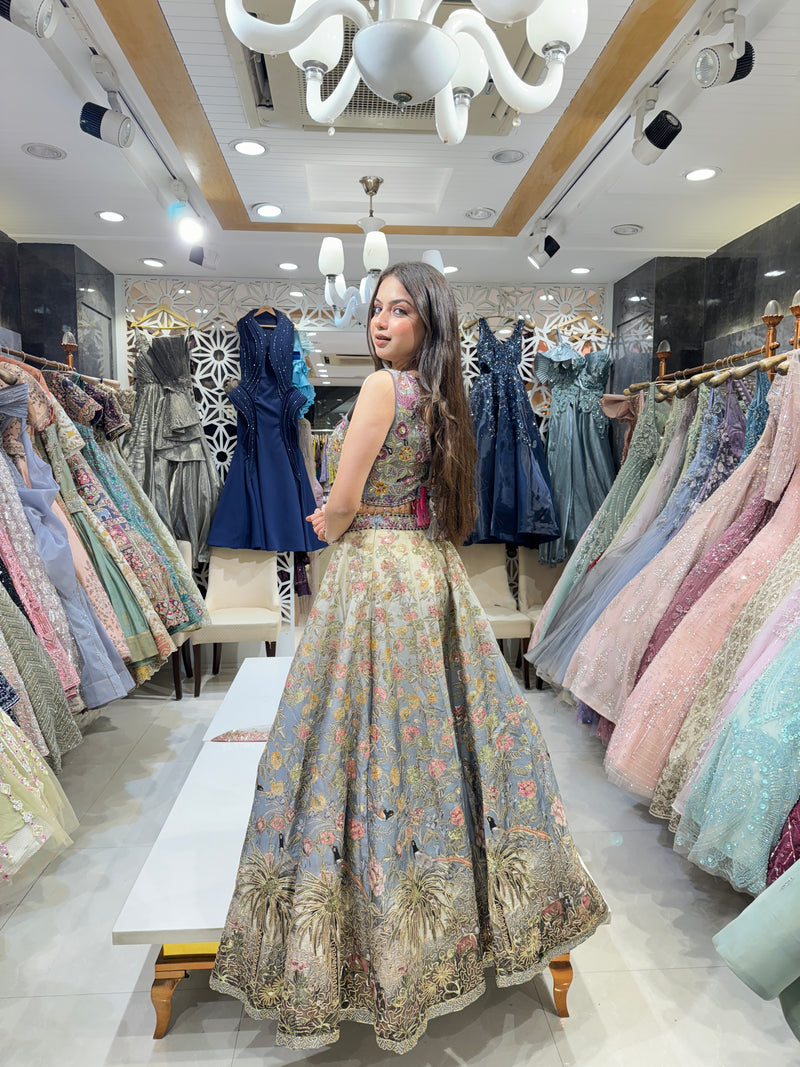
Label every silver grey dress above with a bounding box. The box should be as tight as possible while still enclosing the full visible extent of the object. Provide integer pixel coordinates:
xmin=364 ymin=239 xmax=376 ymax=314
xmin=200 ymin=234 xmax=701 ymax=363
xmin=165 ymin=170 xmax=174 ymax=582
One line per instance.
xmin=123 ymin=332 xmax=220 ymax=566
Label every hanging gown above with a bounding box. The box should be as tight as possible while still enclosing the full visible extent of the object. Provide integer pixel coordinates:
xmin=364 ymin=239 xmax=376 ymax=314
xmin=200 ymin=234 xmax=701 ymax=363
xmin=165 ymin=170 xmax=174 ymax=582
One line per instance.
xmin=537 ymin=341 xmax=615 ymax=565
xmin=528 ymin=384 xmax=669 ymax=647
xmin=122 ymin=333 xmax=221 ymax=566
xmin=563 ymin=378 xmax=779 ymax=724
xmin=207 ymin=308 xmax=325 ymax=553
xmin=210 ymin=369 xmax=608 ymax=1053
xmin=467 ymin=318 xmax=559 ymax=548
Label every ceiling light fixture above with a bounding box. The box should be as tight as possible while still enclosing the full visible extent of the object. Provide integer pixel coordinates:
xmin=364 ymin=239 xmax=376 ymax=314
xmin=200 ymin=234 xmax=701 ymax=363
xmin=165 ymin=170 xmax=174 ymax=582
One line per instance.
xmin=0 ymin=0 xmax=59 ymax=38
xmin=612 ymin=223 xmax=643 ymax=236
xmin=571 ymin=267 xmax=591 ymax=274
xmin=22 ymin=142 xmax=66 ymax=160
xmin=232 ymin=139 xmax=267 ymax=155
xmin=764 ymin=270 xmax=785 ymax=278
xmin=167 ymin=178 xmax=206 ymax=245
xmin=465 ymin=207 xmax=495 ymax=221
xmin=685 ymin=167 xmax=720 ymax=181
xmin=253 ymin=203 xmax=282 ymax=218
xmin=443 ymin=265 xmax=459 ymax=275
xmin=224 ymin=0 xmax=588 ymax=146
xmin=79 ymin=56 xmax=135 ymax=149
xmin=693 ymin=1 xmax=754 ymax=89
xmin=96 ymin=210 xmax=125 ymax=222
xmin=141 ymin=258 xmax=165 ymax=268
xmin=280 ymin=262 xmax=299 ymax=271
xmin=527 ymin=220 xmax=560 ymax=270
xmin=631 ymin=85 xmax=681 ymax=166
xmin=318 ymin=176 xmax=445 ymax=328
xmin=491 ymin=149 xmax=527 ymax=164
xmin=289 ymin=290 xmax=304 ymax=297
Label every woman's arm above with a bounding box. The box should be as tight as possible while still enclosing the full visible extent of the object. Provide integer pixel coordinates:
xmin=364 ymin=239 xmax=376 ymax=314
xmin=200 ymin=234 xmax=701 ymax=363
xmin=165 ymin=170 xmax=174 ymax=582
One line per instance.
xmin=309 ymin=370 xmax=396 ymax=543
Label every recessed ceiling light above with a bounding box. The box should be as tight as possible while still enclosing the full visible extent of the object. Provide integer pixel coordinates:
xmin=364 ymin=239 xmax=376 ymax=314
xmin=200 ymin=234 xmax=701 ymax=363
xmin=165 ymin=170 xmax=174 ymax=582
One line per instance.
xmin=141 ymin=257 xmax=165 ymax=268
xmin=764 ymin=269 xmax=785 ymax=278
xmin=312 ymin=348 xmax=322 ymax=353
xmin=612 ymin=223 xmax=643 ymax=236
xmin=232 ymin=139 xmax=267 ymax=156
xmin=253 ymin=202 xmax=282 ymax=218
xmin=539 ymin=294 xmax=554 ymax=301
xmin=571 ymin=267 xmax=591 ymax=275
xmin=491 ymin=149 xmax=527 ymax=164
xmin=628 ymin=295 xmax=643 ymax=302
xmin=685 ymin=167 xmax=720 ymax=182
xmin=443 ymin=265 xmax=458 ymax=274
xmin=22 ymin=142 xmax=67 ymax=160
xmin=465 ymin=207 xmax=495 ymax=220
xmin=279 ymin=262 xmax=298 ymax=271
xmin=86 ymin=288 xmax=95 ymax=293
xmin=289 ymin=290 xmax=304 ymax=297
xmin=307 ymin=331 xmax=317 ymax=336
xmin=96 ymin=210 xmax=125 ymax=223
xmin=177 ymin=288 xmax=191 ymax=294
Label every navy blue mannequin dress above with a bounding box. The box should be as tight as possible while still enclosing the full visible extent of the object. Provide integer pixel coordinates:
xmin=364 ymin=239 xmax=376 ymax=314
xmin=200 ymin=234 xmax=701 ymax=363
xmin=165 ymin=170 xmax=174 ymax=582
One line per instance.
xmin=207 ymin=308 xmax=325 ymax=553
xmin=467 ymin=318 xmax=560 ymax=548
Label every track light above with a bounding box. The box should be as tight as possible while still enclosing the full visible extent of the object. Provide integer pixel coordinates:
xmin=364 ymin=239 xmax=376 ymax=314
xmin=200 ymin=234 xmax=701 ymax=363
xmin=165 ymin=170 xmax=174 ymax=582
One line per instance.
xmin=0 ymin=0 xmax=59 ymax=38
xmin=694 ymin=40 xmax=754 ymax=87
xmin=79 ymin=102 xmax=135 ymax=148
xmin=631 ymin=86 xmax=681 ymax=166
xmin=527 ymin=224 xmax=560 ymax=270
xmin=692 ymin=0 xmax=754 ymax=89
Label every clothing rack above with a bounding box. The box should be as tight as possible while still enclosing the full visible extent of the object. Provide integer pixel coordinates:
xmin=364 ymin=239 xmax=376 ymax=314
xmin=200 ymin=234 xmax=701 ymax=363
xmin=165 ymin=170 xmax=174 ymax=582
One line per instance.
xmin=0 ymin=344 xmax=75 ymax=373
xmin=624 ymin=297 xmax=800 ymax=396
xmin=461 ymin=314 xmax=537 ymax=332
xmin=547 ymin=312 xmax=613 ymax=344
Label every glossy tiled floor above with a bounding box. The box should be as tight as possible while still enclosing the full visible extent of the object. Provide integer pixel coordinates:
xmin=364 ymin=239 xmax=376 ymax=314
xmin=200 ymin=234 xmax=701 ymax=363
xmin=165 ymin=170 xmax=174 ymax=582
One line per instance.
xmin=0 ymin=660 xmax=795 ymax=1066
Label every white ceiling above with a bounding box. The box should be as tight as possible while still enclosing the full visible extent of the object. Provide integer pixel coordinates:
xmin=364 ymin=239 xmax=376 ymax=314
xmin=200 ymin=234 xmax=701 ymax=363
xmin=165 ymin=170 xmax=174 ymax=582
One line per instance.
xmin=0 ymin=0 xmax=798 ymax=297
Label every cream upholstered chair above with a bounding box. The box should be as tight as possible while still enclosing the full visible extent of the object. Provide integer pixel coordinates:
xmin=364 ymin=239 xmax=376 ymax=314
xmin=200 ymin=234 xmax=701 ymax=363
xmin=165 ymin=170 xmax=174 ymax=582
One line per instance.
xmin=457 ymin=544 xmax=535 ymax=688
xmin=191 ymin=547 xmax=282 ymax=697
xmin=170 ymin=541 xmax=195 ymax=701
xmin=516 ymin=548 xmax=565 ymax=691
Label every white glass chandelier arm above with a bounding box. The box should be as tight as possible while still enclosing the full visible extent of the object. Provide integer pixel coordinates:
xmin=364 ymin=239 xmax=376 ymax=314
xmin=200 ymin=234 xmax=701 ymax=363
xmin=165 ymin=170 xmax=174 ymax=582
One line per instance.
xmin=434 ymin=86 xmax=470 ymax=145
xmin=332 ymin=289 xmax=363 ymax=328
xmin=224 ymin=0 xmax=370 ymax=55
xmin=443 ymin=9 xmax=565 ymax=114
xmin=305 ymin=58 xmax=362 ymax=125
xmin=419 ymin=0 xmax=446 ymax=22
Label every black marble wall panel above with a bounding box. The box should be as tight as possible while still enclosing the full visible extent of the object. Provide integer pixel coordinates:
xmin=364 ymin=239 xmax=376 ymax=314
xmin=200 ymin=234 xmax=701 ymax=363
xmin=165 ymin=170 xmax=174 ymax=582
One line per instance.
xmin=19 ymin=243 xmax=114 ymax=374
xmin=0 ymin=230 xmax=21 ymax=345
xmin=654 ymin=257 xmax=706 ymax=374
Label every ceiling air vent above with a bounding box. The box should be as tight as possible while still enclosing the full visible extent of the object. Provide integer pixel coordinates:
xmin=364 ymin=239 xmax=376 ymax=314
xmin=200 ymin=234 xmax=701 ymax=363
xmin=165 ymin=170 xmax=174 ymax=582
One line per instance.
xmin=224 ymin=0 xmax=542 ymax=136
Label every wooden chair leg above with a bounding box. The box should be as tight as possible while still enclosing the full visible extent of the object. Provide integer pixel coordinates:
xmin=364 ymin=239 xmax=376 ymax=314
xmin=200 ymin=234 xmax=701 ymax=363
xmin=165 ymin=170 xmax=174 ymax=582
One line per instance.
xmin=193 ymin=645 xmax=202 ymax=697
xmin=212 ymin=642 xmax=222 ymax=675
xmin=181 ymin=640 xmax=193 ymax=678
xmin=171 ymin=650 xmax=182 ymax=701
xmin=266 ymin=641 xmax=276 ymax=657
xmin=151 ymin=976 xmax=183 ymax=1039
xmin=549 ymin=952 xmax=573 ymax=1018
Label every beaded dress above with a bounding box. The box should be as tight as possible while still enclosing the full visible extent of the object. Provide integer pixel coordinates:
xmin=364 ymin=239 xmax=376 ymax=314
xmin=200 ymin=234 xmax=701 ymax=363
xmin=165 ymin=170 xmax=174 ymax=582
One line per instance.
xmin=210 ymin=370 xmax=608 ymax=1054
xmin=528 ymin=384 xmax=668 ymax=649
xmin=467 ymin=318 xmax=559 ymax=547
xmin=603 ymin=362 xmax=800 ymax=799
xmin=536 ymin=340 xmax=615 ymax=565
xmin=563 ymin=380 xmax=753 ymax=721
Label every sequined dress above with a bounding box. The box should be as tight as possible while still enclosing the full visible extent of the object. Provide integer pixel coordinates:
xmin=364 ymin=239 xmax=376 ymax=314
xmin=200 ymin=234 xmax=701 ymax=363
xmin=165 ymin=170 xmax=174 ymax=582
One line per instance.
xmin=536 ymin=341 xmax=615 ymax=565
xmin=467 ymin=318 xmax=559 ymax=547
xmin=210 ymin=369 xmax=608 ymax=1053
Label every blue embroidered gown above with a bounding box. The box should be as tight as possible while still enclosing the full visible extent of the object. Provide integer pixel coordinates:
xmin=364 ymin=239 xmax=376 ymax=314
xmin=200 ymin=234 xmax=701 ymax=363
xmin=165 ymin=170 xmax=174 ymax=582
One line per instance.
xmin=467 ymin=318 xmax=559 ymax=548
xmin=208 ymin=308 xmax=325 ymax=553
xmin=210 ymin=369 xmax=608 ymax=1053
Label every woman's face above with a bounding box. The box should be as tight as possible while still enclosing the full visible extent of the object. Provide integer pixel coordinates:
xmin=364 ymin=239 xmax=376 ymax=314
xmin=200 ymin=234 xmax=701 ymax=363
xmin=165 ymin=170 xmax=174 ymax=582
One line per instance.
xmin=369 ymin=275 xmax=426 ymax=372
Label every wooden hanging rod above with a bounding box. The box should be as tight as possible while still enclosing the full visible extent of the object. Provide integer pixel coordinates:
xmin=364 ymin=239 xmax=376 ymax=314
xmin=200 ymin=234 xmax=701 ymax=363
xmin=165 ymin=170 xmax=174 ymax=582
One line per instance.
xmin=624 ymin=342 xmax=778 ymax=395
xmin=0 ymin=345 xmax=75 ymax=374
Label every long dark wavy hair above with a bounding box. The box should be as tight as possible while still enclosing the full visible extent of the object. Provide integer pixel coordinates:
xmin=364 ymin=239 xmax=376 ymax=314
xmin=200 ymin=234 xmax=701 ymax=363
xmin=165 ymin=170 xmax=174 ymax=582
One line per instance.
xmin=366 ymin=261 xmax=477 ymax=544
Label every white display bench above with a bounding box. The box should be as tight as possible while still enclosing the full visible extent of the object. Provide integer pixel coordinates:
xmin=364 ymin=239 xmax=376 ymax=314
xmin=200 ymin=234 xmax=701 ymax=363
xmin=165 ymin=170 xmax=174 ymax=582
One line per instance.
xmin=113 ymin=657 xmax=573 ymax=1038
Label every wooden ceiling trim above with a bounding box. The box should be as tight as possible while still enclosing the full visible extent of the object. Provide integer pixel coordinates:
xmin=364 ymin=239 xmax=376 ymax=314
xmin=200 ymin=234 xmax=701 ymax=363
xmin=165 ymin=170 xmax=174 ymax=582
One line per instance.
xmin=498 ymin=0 xmax=698 ymax=235
xmin=98 ymin=0 xmax=696 ymax=239
xmin=95 ymin=0 xmax=248 ymax=229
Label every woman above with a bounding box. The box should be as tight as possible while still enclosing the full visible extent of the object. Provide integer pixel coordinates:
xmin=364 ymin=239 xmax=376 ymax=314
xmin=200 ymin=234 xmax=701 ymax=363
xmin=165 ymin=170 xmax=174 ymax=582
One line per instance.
xmin=210 ymin=263 xmax=608 ymax=1053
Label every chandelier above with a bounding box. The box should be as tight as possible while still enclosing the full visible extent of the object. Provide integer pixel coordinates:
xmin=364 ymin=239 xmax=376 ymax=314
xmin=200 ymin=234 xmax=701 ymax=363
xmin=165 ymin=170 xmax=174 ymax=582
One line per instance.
xmin=317 ymin=175 xmax=445 ymax=328
xmin=224 ymin=0 xmax=588 ymax=145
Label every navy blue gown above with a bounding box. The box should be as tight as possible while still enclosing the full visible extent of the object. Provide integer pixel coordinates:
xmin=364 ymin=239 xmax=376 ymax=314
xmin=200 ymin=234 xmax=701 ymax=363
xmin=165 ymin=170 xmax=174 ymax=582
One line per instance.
xmin=467 ymin=318 xmax=560 ymax=548
xmin=207 ymin=308 xmax=325 ymax=553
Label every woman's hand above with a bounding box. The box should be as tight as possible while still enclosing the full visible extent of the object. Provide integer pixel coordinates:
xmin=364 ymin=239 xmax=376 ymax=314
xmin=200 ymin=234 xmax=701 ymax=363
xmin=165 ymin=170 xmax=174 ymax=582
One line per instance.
xmin=306 ymin=507 xmax=328 ymax=543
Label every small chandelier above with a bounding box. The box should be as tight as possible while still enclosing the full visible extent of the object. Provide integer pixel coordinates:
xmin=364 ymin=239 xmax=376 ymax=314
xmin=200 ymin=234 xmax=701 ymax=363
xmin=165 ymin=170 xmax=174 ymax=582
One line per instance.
xmin=224 ymin=0 xmax=588 ymax=145
xmin=318 ymin=176 xmax=444 ymax=328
